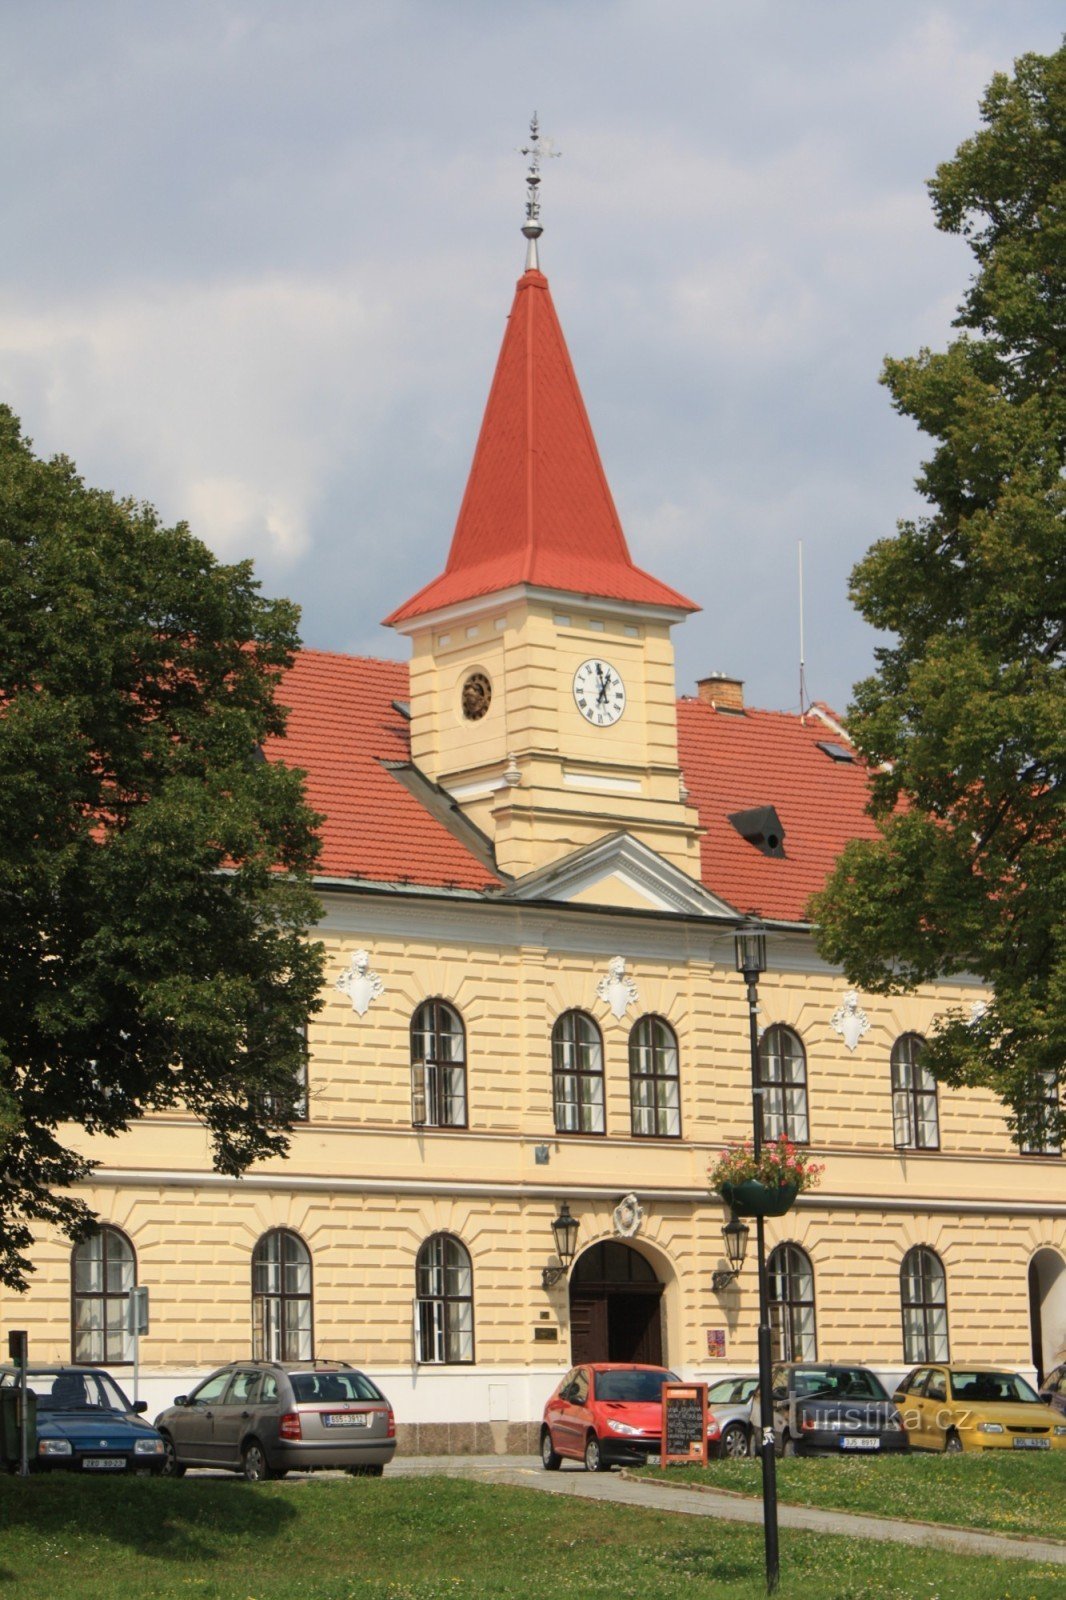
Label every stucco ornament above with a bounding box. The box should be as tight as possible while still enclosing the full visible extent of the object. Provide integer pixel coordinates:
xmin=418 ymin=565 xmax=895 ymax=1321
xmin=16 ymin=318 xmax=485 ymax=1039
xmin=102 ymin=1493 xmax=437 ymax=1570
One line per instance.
xmin=613 ymin=1193 xmax=644 ymax=1238
xmin=596 ymin=956 xmax=639 ymax=1019
xmin=336 ymin=949 xmax=385 ymax=1016
xmin=831 ymin=990 xmax=870 ymax=1051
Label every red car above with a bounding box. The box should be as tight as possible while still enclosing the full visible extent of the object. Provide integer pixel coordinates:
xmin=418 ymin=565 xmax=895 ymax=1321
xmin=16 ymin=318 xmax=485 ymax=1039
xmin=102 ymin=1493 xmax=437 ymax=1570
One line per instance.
xmin=540 ymin=1362 xmax=721 ymax=1471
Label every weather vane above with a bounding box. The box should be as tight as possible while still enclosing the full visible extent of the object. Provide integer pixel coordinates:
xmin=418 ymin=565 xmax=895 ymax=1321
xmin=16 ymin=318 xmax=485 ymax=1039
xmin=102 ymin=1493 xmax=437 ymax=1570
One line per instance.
xmin=519 ymin=112 xmax=560 ymax=270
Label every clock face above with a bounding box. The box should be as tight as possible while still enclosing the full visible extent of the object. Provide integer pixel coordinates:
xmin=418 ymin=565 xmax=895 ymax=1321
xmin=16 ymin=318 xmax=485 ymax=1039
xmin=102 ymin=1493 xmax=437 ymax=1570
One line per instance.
xmin=573 ymin=659 xmax=626 ymax=726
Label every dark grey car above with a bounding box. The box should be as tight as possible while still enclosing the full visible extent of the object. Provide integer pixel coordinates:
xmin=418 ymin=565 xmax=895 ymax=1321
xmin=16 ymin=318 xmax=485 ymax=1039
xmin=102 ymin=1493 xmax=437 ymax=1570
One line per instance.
xmin=155 ymin=1360 xmax=396 ymax=1480
xmin=768 ymin=1363 xmax=908 ymax=1457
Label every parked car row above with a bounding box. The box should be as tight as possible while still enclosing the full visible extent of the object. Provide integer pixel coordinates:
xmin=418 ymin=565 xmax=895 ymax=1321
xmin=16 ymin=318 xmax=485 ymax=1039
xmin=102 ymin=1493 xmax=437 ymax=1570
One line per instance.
xmin=538 ymin=1360 xmax=1066 ymax=1471
xmin=0 ymin=1360 xmax=396 ymax=1480
xmin=4 ymin=1354 xmax=1063 ymax=1480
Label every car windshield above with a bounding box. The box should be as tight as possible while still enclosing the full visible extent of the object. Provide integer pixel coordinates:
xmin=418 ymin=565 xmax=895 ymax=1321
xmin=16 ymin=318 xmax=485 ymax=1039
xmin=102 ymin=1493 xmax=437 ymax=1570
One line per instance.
xmin=708 ymin=1378 xmax=756 ymax=1404
xmin=949 ymin=1371 xmax=1040 ymax=1404
xmin=290 ymin=1371 xmax=383 ymax=1403
xmin=794 ymin=1367 xmax=888 ymax=1401
xmin=29 ymin=1370 xmax=132 ymax=1413
xmin=595 ymin=1370 xmax=678 ymax=1403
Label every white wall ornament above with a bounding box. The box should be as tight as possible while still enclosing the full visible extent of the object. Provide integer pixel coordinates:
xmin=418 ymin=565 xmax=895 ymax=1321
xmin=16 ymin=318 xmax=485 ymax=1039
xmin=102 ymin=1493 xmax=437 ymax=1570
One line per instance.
xmin=336 ymin=949 xmax=385 ymax=1016
xmin=596 ymin=956 xmax=639 ymax=1019
xmin=613 ymin=1194 xmax=644 ymax=1238
xmin=831 ymin=990 xmax=870 ymax=1051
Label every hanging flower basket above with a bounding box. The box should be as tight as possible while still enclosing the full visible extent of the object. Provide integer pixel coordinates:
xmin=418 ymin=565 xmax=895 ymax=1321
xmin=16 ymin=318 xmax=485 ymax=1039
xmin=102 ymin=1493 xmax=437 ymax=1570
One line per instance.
xmin=709 ymin=1137 xmax=822 ymax=1219
xmin=719 ymin=1178 xmax=799 ymax=1218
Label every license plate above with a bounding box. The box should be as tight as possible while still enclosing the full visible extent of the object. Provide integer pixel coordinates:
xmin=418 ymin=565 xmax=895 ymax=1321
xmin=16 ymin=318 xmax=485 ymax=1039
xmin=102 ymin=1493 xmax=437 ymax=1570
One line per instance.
xmin=1012 ymin=1437 xmax=1050 ymax=1449
xmin=840 ymin=1437 xmax=880 ymax=1450
xmin=323 ymin=1412 xmax=367 ymax=1428
xmin=83 ymin=1457 xmax=126 ymax=1470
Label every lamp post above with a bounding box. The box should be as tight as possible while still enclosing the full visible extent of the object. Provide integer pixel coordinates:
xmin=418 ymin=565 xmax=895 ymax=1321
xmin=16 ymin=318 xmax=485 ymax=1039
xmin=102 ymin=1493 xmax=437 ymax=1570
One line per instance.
xmin=735 ymin=925 xmax=780 ymax=1594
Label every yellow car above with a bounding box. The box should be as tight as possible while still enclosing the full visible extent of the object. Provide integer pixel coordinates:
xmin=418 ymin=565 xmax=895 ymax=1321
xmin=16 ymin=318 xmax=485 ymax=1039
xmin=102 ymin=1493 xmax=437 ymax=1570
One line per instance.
xmin=894 ymin=1364 xmax=1066 ymax=1453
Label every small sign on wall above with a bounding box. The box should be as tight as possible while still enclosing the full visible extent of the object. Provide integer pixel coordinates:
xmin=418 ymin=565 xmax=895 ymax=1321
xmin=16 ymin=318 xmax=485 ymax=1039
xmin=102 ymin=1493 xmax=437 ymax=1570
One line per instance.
xmin=706 ymin=1329 xmax=727 ymax=1359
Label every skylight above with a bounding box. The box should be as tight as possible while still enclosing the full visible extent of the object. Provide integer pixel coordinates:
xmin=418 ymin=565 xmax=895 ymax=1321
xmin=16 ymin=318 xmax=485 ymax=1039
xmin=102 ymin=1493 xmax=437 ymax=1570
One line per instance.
xmin=816 ymin=740 xmax=855 ymax=763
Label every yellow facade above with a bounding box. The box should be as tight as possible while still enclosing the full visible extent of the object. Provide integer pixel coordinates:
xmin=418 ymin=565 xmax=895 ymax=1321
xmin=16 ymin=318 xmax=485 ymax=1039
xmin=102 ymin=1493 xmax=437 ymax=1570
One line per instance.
xmin=7 ymin=903 xmax=1064 ymax=1452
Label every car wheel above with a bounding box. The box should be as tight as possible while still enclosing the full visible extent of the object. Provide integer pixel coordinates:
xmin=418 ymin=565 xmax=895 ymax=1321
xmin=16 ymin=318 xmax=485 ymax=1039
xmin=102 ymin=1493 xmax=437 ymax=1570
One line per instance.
xmin=241 ymin=1439 xmax=274 ymax=1482
xmin=584 ymin=1434 xmax=607 ymax=1473
xmin=944 ymin=1430 xmax=964 ymax=1454
xmin=160 ymin=1433 xmax=186 ymax=1479
xmin=776 ymin=1432 xmax=796 ymax=1458
xmin=540 ymin=1428 xmax=562 ymax=1471
xmin=719 ymin=1423 xmax=750 ymax=1459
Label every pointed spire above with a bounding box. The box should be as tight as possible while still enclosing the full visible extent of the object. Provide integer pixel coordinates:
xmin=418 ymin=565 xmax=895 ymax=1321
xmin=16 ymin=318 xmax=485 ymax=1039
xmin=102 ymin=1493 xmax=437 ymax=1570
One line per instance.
xmin=384 ymin=128 xmax=697 ymax=629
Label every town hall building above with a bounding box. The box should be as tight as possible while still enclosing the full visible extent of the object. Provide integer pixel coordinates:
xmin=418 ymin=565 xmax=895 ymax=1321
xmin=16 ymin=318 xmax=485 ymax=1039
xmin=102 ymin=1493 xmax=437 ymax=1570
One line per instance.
xmin=4 ymin=203 xmax=1064 ymax=1454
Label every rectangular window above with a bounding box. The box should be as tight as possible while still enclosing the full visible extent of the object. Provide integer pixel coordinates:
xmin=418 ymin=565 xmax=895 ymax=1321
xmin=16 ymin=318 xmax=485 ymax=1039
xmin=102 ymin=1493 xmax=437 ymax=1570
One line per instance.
xmin=1018 ymin=1070 xmax=1062 ymax=1156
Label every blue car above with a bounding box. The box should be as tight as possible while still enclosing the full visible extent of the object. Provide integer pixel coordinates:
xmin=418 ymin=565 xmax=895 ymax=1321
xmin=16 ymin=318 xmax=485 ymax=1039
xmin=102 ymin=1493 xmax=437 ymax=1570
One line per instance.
xmin=0 ymin=1365 xmax=166 ymax=1474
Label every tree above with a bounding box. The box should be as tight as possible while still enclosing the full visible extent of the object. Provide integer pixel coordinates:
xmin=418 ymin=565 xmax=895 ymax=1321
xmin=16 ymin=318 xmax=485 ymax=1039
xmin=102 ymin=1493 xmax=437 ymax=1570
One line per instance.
xmin=0 ymin=407 xmax=325 ymax=1288
xmin=811 ymin=43 xmax=1065 ymax=1149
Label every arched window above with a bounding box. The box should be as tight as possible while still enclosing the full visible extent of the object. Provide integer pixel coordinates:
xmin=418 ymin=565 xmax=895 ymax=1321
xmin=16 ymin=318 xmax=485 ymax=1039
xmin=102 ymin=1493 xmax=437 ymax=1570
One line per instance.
xmin=552 ymin=1011 xmax=605 ymax=1135
xmin=758 ymin=1026 xmax=809 ymax=1143
xmin=901 ymin=1246 xmax=949 ymax=1362
xmin=71 ymin=1227 xmax=135 ymax=1364
xmin=416 ymin=1234 xmax=474 ymax=1364
xmin=768 ymin=1243 xmax=816 ymax=1361
xmin=252 ymin=1229 xmax=313 ymax=1361
xmin=629 ymin=1015 xmax=681 ymax=1138
xmin=891 ymin=1034 xmax=939 ymax=1149
xmin=410 ymin=1001 xmax=467 ymax=1128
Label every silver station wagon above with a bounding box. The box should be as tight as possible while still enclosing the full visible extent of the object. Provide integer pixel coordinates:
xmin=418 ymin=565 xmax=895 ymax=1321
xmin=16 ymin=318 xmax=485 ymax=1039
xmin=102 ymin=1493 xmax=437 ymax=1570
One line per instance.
xmin=155 ymin=1360 xmax=396 ymax=1480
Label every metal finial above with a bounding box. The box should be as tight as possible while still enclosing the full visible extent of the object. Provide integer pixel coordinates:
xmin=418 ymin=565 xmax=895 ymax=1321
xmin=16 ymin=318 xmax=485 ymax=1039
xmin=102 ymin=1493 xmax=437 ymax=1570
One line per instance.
xmin=519 ymin=112 xmax=560 ymax=270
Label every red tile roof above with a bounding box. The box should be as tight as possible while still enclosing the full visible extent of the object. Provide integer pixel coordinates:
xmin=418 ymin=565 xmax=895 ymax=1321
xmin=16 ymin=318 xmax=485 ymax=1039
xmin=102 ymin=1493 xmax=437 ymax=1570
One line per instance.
xmin=677 ymin=697 xmax=881 ymax=922
xmin=268 ymin=649 xmax=879 ymax=922
xmin=265 ymin=650 xmax=502 ymax=892
xmin=384 ymin=270 xmax=698 ymax=625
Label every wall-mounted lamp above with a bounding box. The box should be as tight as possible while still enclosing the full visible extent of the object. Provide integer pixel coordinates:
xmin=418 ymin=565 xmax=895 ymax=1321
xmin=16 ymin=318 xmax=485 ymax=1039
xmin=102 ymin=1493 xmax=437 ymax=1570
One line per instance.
xmin=711 ymin=1213 xmax=750 ymax=1291
xmin=541 ymin=1201 xmax=579 ymax=1288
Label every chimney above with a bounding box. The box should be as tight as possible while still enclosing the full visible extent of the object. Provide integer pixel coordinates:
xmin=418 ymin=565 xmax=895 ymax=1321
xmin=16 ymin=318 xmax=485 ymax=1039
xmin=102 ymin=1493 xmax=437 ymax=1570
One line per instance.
xmin=697 ymin=673 xmax=745 ymax=712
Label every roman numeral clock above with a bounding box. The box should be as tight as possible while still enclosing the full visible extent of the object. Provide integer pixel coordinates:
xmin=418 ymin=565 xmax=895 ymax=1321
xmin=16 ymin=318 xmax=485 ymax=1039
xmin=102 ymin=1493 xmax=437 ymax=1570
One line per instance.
xmin=573 ymin=658 xmax=626 ymax=727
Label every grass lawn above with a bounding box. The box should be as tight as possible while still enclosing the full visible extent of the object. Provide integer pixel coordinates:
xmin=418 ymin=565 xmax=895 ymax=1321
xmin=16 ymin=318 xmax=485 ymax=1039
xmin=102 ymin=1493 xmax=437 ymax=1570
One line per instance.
xmin=0 ymin=1473 xmax=1062 ymax=1600
xmin=640 ymin=1452 xmax=1066 ymax=1543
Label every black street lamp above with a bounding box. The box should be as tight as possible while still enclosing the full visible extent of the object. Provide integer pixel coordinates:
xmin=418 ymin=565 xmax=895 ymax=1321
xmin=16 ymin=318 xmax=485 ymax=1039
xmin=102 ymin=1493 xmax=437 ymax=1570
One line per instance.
xmin=735 ymin=924 xmax=781 ymax=1594
xmin=542 ymin=1202 xmax=579 ymax=1288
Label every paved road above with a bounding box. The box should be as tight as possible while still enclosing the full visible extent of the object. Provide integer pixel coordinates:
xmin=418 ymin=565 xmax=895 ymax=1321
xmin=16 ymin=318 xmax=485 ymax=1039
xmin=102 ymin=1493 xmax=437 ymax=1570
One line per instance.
xmin=391 ymin=1454 xmax=1066 ymax=1568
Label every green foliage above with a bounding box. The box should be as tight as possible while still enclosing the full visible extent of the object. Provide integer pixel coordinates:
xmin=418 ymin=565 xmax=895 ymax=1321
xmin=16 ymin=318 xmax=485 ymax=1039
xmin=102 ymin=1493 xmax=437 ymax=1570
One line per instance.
xmin=812 ymin=44 xmax=1066 ymax=1145
xmin=0 ymin=406 xmax=325 ymax=1288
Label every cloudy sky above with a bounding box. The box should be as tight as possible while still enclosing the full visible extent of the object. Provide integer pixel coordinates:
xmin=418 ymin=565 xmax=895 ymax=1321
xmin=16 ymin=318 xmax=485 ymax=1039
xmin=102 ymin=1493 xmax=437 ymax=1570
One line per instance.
xmin=2 ymin=2 xmax=1061 ymax=715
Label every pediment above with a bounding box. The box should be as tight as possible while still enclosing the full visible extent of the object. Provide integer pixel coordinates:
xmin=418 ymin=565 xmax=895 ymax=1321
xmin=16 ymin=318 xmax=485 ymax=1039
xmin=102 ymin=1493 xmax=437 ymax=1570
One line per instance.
xmin=499 ymin=832 xmax=737 ymax=917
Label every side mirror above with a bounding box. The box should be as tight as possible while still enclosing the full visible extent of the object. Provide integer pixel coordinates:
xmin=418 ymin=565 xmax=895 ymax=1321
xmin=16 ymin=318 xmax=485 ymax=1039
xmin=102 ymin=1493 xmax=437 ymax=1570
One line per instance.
xmin=132 ymin=1400 xmax=148 ymax=1414
xmin=173 ymin=1395 xmax=188 ymax=1407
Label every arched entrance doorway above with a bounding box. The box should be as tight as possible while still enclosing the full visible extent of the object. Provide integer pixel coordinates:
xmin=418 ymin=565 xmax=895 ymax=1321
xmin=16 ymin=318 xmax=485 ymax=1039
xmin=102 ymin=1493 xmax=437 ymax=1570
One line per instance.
xmin=568 ymin=1240 xmax=664 ymax=1366
xmin=1028 ymin=1247 xmax=1066 ymax=1383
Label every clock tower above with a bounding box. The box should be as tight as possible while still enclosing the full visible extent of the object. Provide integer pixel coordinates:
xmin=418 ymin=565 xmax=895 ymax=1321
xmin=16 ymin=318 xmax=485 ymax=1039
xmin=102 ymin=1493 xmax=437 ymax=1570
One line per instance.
xmin=385 ymin=161 xmax=702 ymax=883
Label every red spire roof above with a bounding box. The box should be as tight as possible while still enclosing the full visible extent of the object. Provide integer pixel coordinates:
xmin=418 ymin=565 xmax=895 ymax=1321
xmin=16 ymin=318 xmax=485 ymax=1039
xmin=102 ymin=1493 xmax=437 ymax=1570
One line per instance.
xmin=385 ymin=269 xmax=697 ymax=625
